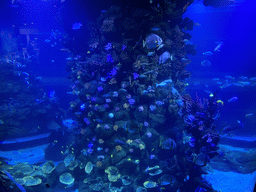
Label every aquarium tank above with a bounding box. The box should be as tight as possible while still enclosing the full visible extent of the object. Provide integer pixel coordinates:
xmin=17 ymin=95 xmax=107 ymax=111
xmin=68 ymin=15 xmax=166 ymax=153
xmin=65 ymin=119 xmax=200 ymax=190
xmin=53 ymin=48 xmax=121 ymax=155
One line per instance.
xmin=0 ymin=0 xmax=256 ymax=191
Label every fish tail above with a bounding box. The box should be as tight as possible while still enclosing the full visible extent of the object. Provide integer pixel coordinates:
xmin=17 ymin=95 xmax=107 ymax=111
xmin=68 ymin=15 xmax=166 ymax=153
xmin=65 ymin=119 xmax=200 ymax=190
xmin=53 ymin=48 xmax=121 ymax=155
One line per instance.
xmin=143 ymin=40 xmax=146 ymax=48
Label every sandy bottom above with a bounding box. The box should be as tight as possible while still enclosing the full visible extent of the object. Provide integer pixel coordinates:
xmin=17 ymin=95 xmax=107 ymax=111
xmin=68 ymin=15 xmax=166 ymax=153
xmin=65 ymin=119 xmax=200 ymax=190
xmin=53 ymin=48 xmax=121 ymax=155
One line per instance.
xmin=0 ymin=144 xmax=49 ymax=165
xmin=205 ymin=169 xmax=256 ymax=192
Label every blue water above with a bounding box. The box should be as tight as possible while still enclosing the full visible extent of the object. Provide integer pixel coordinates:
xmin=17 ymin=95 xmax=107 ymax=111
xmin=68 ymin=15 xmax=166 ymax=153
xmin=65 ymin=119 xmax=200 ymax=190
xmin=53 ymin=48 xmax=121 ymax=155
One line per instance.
xmin=0 ymin=0 xmax=256 ymax=192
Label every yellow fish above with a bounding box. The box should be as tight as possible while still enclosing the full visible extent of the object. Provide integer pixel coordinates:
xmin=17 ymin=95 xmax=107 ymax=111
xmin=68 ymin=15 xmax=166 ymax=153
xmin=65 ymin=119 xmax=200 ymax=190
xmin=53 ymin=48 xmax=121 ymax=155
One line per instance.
xmin=217 ymin=100 xmax=224 ymax=105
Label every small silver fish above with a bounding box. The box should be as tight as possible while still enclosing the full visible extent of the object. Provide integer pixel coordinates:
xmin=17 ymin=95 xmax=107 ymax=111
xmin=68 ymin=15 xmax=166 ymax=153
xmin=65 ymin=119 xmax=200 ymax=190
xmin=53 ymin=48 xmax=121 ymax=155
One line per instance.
xmin=139 ymin=74 xmax=147 ymax=78
xmin=157 ymin=43 xmax=164 ymax=50
xmin=114 ymin=139 xmax=127 ymax=145
xmin=219 ymin=83 xmax=232 ymax=89
xmin=100 ymin=77 xmax=107 ymax=82
xmin=245 ymin=113 xmax=253 ymax=117
xmin=151 ymin=26 xmax=160 ymax=31
xmin=156 ymin=82 xmax=167 ymax=87
xmin=201 ymin=60 xmax=211 ymax=67
xmin=163 ymin=79 xmax=172 ymax=83
xmin=214 ymin=42 xmax=223 ymax=52
xmin=22 ymin=72 xmax=29 ymax=76
xmin=233 ymin=83 xmax=244 ymax=87
xmin=72 ymin=22 xmax=82 ymax=30
xmin=228 ymin=96 xmax=238 ymax=103
xmin=239 ymin=76 xmax=248 ymax=80
xmin=238 ymin=81 xmax=250 ymax=86
xmin=203 ymin=51 xmax=213 ymax=56
xmin=156 ymin=79 xmax=172 ymax=87
xmin=225 ymin=75 xmax=235 ymax=79
xmin=147 ymin=52 xmax=154 ymax=56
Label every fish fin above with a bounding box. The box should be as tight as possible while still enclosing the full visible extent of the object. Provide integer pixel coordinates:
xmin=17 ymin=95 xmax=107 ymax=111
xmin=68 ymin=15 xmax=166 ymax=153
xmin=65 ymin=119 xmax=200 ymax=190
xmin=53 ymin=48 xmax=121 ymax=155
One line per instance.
xmin=143 ymin=40 xmax=146 ymax=48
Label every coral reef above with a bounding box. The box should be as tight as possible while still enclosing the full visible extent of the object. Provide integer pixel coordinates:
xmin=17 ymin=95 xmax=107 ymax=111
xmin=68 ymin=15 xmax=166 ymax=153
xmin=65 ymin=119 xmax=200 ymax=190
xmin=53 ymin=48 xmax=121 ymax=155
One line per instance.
xmin=56 ymin=2 xmax=217 ymax=191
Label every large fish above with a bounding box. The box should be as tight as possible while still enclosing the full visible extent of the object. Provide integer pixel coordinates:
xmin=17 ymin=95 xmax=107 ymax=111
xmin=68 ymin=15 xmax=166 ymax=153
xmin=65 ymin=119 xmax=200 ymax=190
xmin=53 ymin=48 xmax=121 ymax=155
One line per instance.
xmin=143 ymin=34 xmax=163 ymax=49
xmin=194 ymin=152 xmax=209 ymax=166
